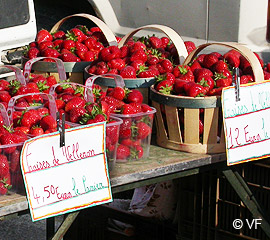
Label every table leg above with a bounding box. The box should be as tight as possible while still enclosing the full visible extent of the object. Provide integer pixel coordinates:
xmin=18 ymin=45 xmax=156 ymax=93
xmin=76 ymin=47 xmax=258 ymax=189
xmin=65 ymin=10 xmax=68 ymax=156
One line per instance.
xmin=222 ymin=168 xmax=270 ymax=238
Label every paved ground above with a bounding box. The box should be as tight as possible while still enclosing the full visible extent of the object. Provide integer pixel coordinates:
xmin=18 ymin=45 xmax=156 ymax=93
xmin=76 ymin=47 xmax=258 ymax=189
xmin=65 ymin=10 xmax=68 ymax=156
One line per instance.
xmin=0 ymin=214 xmax=63 ymax=240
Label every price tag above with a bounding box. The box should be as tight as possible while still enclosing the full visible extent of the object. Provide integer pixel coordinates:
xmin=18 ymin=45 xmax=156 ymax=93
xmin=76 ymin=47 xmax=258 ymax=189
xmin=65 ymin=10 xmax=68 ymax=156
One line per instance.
xmin=21 ymin=122 xmax=112 ymax=221
xmin=222 ymin=80 xmax=270 ymax=165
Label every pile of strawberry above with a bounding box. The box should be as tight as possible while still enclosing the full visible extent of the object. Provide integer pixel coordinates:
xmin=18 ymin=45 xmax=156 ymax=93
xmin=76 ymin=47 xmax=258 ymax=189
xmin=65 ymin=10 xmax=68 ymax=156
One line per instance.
xmin=24 ymin=25 xmax=114 ymax=62
xmin=87 ymin=35 xmax=196 ymax=79
xmin=154 ymin=48 xmax=270 ymax=97
xmin=0 ymin=122 xmax=29 ymax=195
xmin=0 ymin=74 xmax=59 ymax=109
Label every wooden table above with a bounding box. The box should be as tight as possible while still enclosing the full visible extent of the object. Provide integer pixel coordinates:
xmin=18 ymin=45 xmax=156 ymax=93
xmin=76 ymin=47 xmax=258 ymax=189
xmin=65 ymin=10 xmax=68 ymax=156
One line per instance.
xmin=0 ymin=145 xmax=269 ymax=239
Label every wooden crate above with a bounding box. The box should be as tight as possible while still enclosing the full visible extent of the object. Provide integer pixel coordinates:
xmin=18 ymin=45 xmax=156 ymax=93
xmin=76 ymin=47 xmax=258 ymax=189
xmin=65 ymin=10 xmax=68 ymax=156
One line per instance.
xmin=150 ymin=42 xmax=264 ymax=154
xmin=22 ymin=13 xmax=118 ymax=84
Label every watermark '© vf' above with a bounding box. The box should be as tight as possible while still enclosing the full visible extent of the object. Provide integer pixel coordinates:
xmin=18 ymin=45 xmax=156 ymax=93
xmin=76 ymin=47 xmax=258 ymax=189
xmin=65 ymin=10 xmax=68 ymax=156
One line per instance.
xmin=232 ymin=219 xmax=262 ymax=230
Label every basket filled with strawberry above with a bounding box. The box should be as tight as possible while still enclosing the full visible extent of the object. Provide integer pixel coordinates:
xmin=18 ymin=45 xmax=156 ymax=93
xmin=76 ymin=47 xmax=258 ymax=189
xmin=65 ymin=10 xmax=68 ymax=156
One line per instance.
xmin=0 ymin=103 xmax=29 ymax=195
xmin=150 ymin=42 xmax=265 ymax=154
xmin=49 ymin=78 xmax=123 ymax=171
xmin=22 ymin=13 xmax=118 ymax=84
xmin=6 ymin=92 xmax=63 ymax=137
xmin=86 ymin=74 xmax=156 ymax=162
xmin=84 ymin=24 xmax=189 ymax=103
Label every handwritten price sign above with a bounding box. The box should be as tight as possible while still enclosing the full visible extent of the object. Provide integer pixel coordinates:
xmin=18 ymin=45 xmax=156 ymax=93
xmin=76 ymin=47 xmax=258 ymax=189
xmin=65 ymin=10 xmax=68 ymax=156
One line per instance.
xmin=222 ymin=80 xmax=270 ymax=165
xmin=21 ymin=122 xmax=112 ymax=221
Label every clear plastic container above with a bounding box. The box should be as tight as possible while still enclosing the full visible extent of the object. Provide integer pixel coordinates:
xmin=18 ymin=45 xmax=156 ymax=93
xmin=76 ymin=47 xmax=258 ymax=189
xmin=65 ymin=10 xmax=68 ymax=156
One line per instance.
xmin=111 ymin=107 xmax=156 ymax=162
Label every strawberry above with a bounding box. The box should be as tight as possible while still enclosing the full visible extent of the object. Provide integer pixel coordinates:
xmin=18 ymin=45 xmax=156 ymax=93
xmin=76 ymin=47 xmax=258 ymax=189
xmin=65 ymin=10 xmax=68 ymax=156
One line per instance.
xmin=156 ymin=59 xmax=173 ymax=74
xmin=9 ymin=150 xmax=20 ymax=173
xmin=193 ymin=68 xmax=213 ymax=81
xmin=62 ymin=39 xmax=76 ymax=51
xmin=130 ymin=49 xmax=148 ymax=63
xmin=38 ymin=41 xmax=54 ymax=51
xmin=27 ymin=47 xmax=40 ymax=59
xmin=40 ymin=115 xmax=57 ymax=131
xmin=106 ymin=123 xmax=119 ymax=145
xmin=211 ymin=60 xmax=228 ymax=73
xmin=107 ymin=58 xmax=126 ymax=70
xmin=155 ymin=80 xmax=173 ymax=94
xmin=52 ymin=30 xmax=65 ymax=39
xmin=126 ymin=89 xmax=144 ymax=104
xmin=202 ymin=53 xmax=219 ymax=69
xmin=36 ymin=29 xmax=53 ymax=44
xmin=65 ymin=96 xmax=86 ymax=112
xmin=148 ymin=36 xmax=162 ymax=49
xmin=173 ymin=65 xmax=194 ymax=82
xmin=129 ymin=41 xmax=146 ymax=53
xmin=68 ymin=28 xmax=86 ymax=43
xmin=69 ymin=107 xmax=87 ymax=123
xmin=42 ymin=48 xmax=61 ymax=58
xmin=120 ymin=66 xmax=137 ymax=78
xmin=161 ymin=37 xmax=170 ymax=48
xmin=60 ymin=52 xmax=81 ymax=62
xmin=0 ymin=132 xmax=19 ymax=153
xmin=108 ymin=86 xmax=126 ymax=101
xmin=136 ymin=122 xmax=152 ymax=140
xmin=197 ymin=76 xmax=215 ymax=94
xmin=174 ymin=79 xmax=190 ymax=94
xmin=20 ymin=109 xmax=42 ymax=128
xmin=121 ymin=104 xmax=137 ymax=115
xmin=0 ymin=91 xmax=11 ymax=103
xmin=130 ymin=145 xmax=144 ymax=159
xmin=240 ymin=75 xmax=253 ymax=84
xmin=184 ymin=41 xmax=196 ymax=54
xmin=30 ymin=126 xmax=45 ymax=136
xmin=0 ymin=79 xmax=10 ymax=91
xmin=196 ymin=54 xmax=206 ymax=65
xmin=0 ymin=154 xmax=9 ymax=177
xmin=185 ymin=82 xmax=205 ymax=97
xmin=224 ymin=53 xmax=240 ymax=68
xmin=0 ymin=174 xmax=12 ymax=195
xmin=100 ymin=46 xmax=121 ymax=62
xmin=119 ymin=118 xmax=132 ymax=139
xmin=137 ymin=67 xmax=159 ymax=78
xmin=116 ymin=144 xmax=131 ymax=160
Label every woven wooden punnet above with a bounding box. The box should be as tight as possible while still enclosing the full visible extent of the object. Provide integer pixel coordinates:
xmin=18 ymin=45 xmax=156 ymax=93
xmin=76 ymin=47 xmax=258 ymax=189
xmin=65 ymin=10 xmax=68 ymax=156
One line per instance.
xmin=22 ymin=13 xmax=118 ymax=84
xmin=84 ymin=24 xmax=189 ymax=103
xmin=150 ymin=42 xmax=264 ymax=154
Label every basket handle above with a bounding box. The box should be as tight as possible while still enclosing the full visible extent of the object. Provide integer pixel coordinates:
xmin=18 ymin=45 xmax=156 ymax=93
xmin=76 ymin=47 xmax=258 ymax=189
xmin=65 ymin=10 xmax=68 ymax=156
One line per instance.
xmin=85 ymin=74 xmax=125 ymax=90
xmin=183 ymin=42 xmax=264 ymax=82
xmin=0 ymin=103 xmax=10 ymax=127
xmin=118 ymin=24 xmax=188 ymax=64
xmin=50 ymin=13 xmax=118 ymax=46
xmin=0 ymin=65 xmax=26 ymax=85
xmin=23 ymin=57 xmax=67 ymax=82
xmin=7 ymin=93 xmax=57 ymax=123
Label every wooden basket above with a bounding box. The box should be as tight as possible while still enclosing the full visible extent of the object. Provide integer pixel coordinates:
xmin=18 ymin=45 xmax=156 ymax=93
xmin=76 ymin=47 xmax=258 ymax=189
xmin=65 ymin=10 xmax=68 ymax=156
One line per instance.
xmin=84 ymin=24 xmax=188 ymax=103
xmin=22 ymin=13 xmax=118 ymax=84
xmin=150 ymin=42 xmax=264 ymax=154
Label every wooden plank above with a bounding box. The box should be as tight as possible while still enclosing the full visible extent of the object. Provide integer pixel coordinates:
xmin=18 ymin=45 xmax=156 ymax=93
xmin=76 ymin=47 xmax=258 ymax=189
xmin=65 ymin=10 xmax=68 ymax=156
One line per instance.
xmin=203 ymin=108 xmax=219 ymax=144
xmin=164 ymin=105 xmax=182 ymax=143
xmin=184 ymin=108 xmax=199 ymax=144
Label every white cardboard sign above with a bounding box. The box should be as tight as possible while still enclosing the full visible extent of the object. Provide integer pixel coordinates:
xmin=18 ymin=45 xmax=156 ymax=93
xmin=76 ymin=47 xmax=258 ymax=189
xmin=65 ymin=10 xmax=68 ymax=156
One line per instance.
xmin=21 ymin=122 xmax=112 ymax=221
xmin=222 ymin=80 xmax=270 ymax=165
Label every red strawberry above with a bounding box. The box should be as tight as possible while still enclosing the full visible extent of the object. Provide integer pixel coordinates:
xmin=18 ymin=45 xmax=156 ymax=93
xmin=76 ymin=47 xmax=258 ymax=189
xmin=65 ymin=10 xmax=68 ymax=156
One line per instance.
xmin=161 ymin=37 xmax=170 ymax=48
xmin=20 ymin=109 xmax=42 ymax=128
xmin=0 ymin=154 xmax=9 ymax=177
xmin=121 ymin=104 xmax=137 ymax=115
xmin=173 ymin=65 xmax=194 ymax=82
xmin=211 ymin=60 xmax=228 ymax=73
xmin=202 ymin=53 xmax=219 ymax=69
xmin=193 ymin=68 xmax=213 ymax=81
xmin=36 ymin=29 xmax=53 ymax=44
xmin=9 ymin=150 xmax=20 ymax=173
xmin=130 ymin=49 xmax=148 ymax=63
xmin=136 ymin=122 xmax=152 ymax=140
xmin=62 ymin=39 xmax=76 ymax=50
xmin=38 ymin=41 xmax=53 ymax=51
xmin=61 ymin=52 xmax=81 ymax=62
xmin=0 ymin=91 xmax=11 ymax=103
xmin=100 ymin=46 xmax=121 ymax=62
xmin=137 ymin=67 xmax=159 ymax=78
xmin=155 ymin=80 xmax=173 ymax=94
xmin=240 ymin=75 xmax=253 ymax=84
xmin=0 ymin=79 xmax=10 ymax=91
xmin=116 ymin=144 xmax=131 ymax=160
xmin=65 ymin=97 xmax=86 ymax=112
xmin=69 ymin=107 xmax=87 ymax=123
xmin=148 ymin=36 xmax=162 ymax=49
xmin=126 ymin=89 xmax=144 ymax=104
xmin=0 ymin=174 xmax=11 ymax=195
xmin=40 ymin=115 xmax=57 ymax=131
xmin=0 ymin=132 xmax=18 ymax=153
xmin=68 ymin=28 xmax=86 ymax=43
xmin=120 ymin=66 xmax=137 ymax=78
xmin=189 ymin=60 xmax=202 ymax=72
xmin=130 ymin=145 xmax=144 ymax=159
xmin=156 ymin=59 xmax=173 ymax=74
xmin=224 ymin=53 xmax=240 ymax=68
xmin=107 ymin=58 xmax=126 ymax=70
xmin=27 ymin=47 xmax=40 ymax=59
xmin=52 ymin=30 xmax=65 ymax=39
xmin=106 ymin=123 xmax=119 ymax=145
xmin=185 ymin=82 xmax=205 ymax=97
xmin=108 ymin=86 xmax=126 ymax=101
xmin=174 ymin=79 xmax=189 ymax=94
xmin=30 ymin=126 xmax=45 ymax=136
xmin=129 ymin=41 xmax=146 ymax=53
xmin=42 ymin=48 xmax=61 ymax=58
xmin=184 ymin=41 xmax=196 ymax=54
